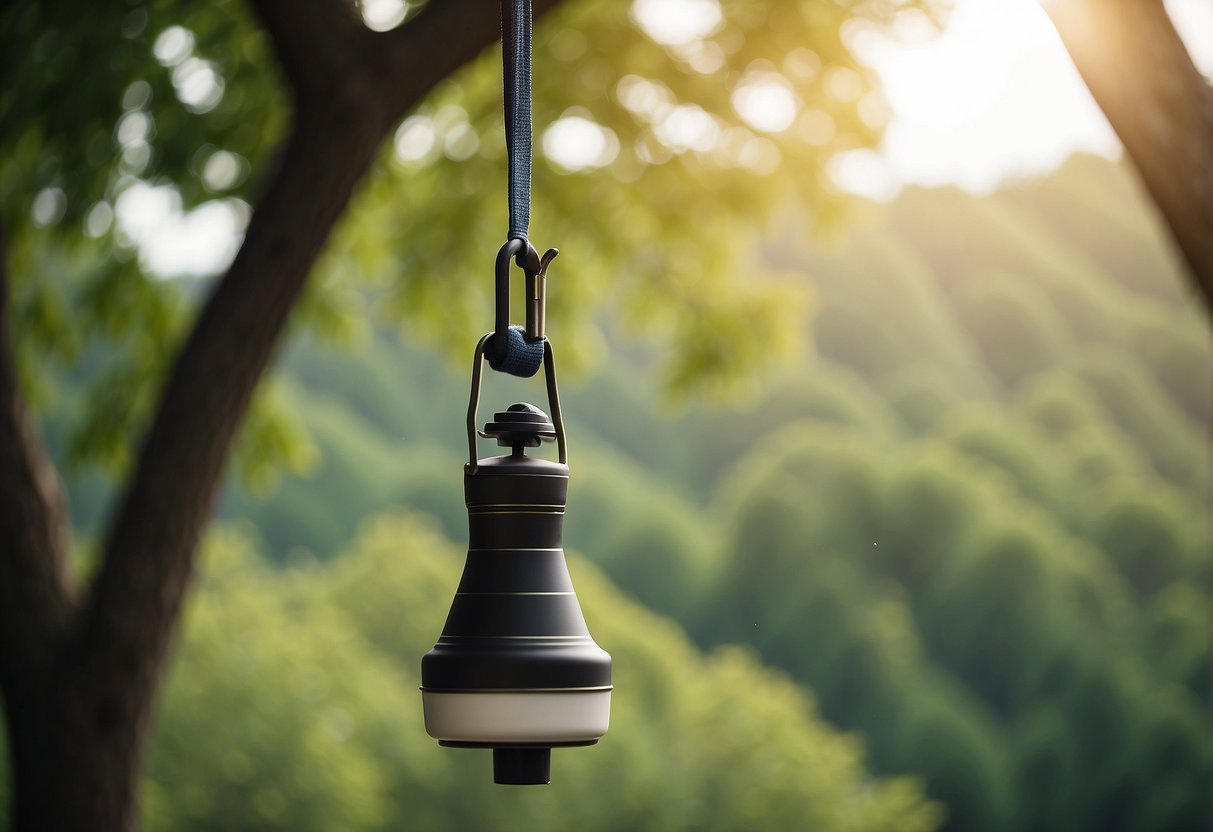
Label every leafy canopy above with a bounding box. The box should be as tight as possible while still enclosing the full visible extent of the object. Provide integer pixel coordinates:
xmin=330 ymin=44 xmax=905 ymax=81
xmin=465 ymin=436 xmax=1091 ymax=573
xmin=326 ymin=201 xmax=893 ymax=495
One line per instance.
xmin=2 ymin=0 xmax=936 ymax=484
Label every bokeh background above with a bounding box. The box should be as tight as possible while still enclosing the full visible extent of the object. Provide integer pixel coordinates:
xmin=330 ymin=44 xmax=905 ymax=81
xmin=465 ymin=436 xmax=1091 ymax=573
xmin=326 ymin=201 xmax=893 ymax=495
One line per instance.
xmin=3 ymin=0 xmax=1209 ymax=829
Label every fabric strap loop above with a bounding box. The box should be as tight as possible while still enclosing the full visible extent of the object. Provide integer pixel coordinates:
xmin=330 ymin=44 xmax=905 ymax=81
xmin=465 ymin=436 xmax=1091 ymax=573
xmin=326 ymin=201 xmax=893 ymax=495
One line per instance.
xmin=487 ymin=325 xmax=544 ymax=377
xmin=490 ymin=0 xmax=544 ymax=378
xmin=502 ymin=0 xmax=532 ymax=242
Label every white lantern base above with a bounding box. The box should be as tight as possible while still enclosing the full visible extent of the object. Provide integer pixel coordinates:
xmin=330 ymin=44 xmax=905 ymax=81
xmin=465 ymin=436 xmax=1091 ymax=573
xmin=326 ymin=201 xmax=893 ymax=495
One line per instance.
xmin=422 ymin=689 xmax=611 ymax=744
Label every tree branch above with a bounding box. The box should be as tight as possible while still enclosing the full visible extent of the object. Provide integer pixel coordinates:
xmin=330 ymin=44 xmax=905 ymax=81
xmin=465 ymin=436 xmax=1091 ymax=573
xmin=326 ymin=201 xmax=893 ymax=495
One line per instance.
xmin=0 ymin=221 xmax=76 ymax=692
xmin=376 ymin=0 xmax=567 ymax=123
xmin=1046 ymin=0 xmax=1213 ymax=313
xmin=72 ymin=115 xmax=384 ymax=746
xmin=248 ymin=0 xmax=374 ymax=102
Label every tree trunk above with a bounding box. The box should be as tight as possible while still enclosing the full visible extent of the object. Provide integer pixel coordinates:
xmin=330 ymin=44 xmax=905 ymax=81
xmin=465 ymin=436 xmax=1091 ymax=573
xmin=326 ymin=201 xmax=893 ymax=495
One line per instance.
xmin=6 ymin=685 xmax=144 ymax=829
xmin=5 ymin=112 xmax=388 ymax=832
xmin=1046 ymin=0 xmax=1213 ymax=313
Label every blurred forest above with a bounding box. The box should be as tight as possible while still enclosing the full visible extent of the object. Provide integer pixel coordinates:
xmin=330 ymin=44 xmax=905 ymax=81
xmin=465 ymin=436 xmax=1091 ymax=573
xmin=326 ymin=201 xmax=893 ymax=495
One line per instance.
xmin=11 ymin=152 xmax=1208 ymax=830
xmin=5 ymin=0 xmax=1210 ymax=828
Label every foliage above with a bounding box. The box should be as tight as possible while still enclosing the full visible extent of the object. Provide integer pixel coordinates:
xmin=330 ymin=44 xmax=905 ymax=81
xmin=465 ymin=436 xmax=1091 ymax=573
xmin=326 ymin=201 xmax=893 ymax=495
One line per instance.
xmin=176 ymin=155 xmax=1210 ymax=832
xmin=140 ymin=516 xmax=941 ymax=832
xmin=1 ymin=0 xmax=302 ymax=484
xmin=1 ymin=0 xmax=940 ymax=495
xmin=690 ymin=158 xmax=1211 ymax=831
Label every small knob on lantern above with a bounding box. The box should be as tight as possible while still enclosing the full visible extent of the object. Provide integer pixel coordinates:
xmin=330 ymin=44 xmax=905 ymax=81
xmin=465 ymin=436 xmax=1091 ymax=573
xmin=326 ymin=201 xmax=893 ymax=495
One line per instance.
xmin=479 ymin=402 xmax=556 ymax=452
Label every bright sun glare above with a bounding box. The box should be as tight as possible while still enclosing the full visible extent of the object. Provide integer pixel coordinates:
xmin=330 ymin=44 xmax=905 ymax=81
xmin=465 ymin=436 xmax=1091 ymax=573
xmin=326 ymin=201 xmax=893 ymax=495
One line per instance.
xmin=834 ymin=0 xmax=1213 ymax=199
xmin=831 ymin=0 xmax=1117 ymax=199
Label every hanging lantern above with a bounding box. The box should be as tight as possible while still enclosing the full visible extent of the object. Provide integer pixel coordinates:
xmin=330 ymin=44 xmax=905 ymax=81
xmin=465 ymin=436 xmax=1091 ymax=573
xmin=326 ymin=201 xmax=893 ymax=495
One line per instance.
xmin=421 ymin=242 xmax=612 ymax=785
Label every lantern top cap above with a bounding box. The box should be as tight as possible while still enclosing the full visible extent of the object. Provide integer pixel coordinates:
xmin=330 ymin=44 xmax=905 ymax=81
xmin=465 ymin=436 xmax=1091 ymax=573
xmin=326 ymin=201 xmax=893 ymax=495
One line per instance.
xmin=480 ymin=402 xmax=555 ymax=450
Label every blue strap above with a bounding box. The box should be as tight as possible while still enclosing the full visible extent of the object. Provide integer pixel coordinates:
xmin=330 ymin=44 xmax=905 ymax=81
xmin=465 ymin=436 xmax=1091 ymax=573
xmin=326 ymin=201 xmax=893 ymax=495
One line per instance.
xmin=502 ymin=0 xmax=531 ymax=242
xmin=487 ymin=325 xmax=544 ymax=378
xmin=490 ymin=0 xmax=543 ymax=378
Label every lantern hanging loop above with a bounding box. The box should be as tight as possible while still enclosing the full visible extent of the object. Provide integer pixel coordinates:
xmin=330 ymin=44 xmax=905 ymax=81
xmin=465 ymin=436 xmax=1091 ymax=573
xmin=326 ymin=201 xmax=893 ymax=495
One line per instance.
xmin=466 ymin=331 xmax=567 ymax=476
xmin=502 ymin=0 xmax=533 ymax=243
xmin=483 ymin=0 xmax=563 ymax=380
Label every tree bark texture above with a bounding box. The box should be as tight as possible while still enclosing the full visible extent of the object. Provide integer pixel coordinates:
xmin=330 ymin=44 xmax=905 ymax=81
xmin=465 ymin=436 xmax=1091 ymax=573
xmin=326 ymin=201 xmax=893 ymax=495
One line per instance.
xmin=0 ymin=0 xmax=562 ymax=829
xmin=1046 ymin=0 xmax=1213 ymax=313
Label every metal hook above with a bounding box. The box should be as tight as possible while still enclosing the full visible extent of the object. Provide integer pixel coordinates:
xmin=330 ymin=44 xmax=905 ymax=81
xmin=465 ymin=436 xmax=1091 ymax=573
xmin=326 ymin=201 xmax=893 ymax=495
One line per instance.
xmin=490 ymin=239 xmax=559 ymax=366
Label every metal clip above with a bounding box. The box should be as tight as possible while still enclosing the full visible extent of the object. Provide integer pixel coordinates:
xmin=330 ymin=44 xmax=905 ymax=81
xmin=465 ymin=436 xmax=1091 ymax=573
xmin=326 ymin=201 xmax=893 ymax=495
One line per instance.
xmin=491 ymin=238 xmax=559 ymax=365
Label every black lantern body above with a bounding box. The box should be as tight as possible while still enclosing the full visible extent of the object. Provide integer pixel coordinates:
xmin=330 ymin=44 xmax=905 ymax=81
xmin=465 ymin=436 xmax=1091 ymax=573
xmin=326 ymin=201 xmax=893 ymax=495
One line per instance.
xmin=421 ymin=397 xmax=612 ymax=785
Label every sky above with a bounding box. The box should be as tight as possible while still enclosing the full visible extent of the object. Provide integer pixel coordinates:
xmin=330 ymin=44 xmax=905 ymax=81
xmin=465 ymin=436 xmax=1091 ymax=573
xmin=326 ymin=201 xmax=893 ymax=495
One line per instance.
xmin=833 ymin=0 xmax=1213 ymax=199
xmin=116 ymin=0 xmax=1213 ymax=276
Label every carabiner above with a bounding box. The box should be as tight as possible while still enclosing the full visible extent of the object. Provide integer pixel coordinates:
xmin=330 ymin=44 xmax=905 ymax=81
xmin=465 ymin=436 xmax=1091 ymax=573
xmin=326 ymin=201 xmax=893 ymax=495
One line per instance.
xmin=489 ymin=238 xmax=559 ymax=368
